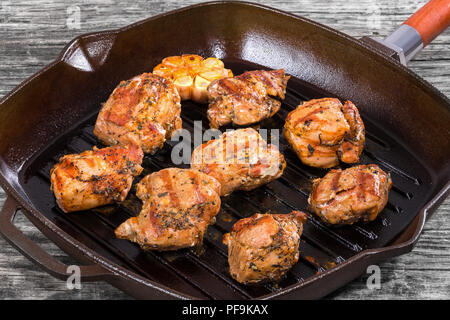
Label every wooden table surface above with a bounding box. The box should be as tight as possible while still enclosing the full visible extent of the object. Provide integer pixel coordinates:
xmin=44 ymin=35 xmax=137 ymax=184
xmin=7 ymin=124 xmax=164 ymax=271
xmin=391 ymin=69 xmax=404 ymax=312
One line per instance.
xmin=0 ymin=0 xmax=449 ymax=300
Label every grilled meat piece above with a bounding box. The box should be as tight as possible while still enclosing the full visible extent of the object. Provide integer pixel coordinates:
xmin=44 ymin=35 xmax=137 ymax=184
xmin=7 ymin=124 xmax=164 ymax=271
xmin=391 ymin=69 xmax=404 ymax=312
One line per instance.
xmin=284 ymin=98 xmax=365 ymax=168
xmin=309 ymin=164 xmax=392 ymax=225
xmin=94 ymin=72 xmax=182 ymax=154
xmin=115 ymin=168 xmax=221 ymax=251
xmin=50 ymin=144 xmax=143 ymax=213
xmin=223 ymin=211 xmax=307 ymax=284
xmin=191 ymin=128 xmax=286 ymax=196
xmin=207 ymin=69 xmax=290 ymax=128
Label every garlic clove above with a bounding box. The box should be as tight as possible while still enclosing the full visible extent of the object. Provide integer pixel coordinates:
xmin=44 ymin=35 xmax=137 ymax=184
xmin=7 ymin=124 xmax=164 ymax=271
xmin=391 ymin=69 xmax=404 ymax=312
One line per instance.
xmin=174 ymin=76 xmax=194 ymax=100
xmin=192 ymin=76 xmax=211 ymax=103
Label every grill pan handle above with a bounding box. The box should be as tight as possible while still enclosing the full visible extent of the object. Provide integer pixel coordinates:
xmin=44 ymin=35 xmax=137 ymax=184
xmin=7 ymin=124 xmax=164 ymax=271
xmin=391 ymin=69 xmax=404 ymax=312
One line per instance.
xmin=404 ymin=0 xmax=450 ymax=47
xmin=0 ymin=196 xmax=115 ymax=282
xmin=381 ymin=0 xmax=450 ymax=64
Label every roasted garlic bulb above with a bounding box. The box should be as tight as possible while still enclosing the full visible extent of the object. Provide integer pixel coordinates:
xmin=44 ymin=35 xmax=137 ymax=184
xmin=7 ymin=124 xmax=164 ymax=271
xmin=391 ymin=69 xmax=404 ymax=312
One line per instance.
xmin=153 ymin=54 xmax=233 ymax=103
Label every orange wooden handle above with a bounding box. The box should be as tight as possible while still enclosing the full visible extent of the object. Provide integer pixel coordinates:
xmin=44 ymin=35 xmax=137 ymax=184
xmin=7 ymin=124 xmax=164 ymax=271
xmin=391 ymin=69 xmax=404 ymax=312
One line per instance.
xmin=404 ymin=0 xmax=450 ymax=46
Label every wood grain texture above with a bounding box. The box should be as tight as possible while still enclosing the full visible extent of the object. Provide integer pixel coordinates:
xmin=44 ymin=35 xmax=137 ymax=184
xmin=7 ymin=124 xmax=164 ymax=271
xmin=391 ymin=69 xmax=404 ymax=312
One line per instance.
xmin=0 ymin=0 xmax=449 ymax=300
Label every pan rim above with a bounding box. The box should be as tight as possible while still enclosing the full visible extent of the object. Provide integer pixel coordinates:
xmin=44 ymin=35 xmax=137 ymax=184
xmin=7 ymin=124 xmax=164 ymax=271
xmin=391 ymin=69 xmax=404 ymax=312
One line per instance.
xmin=0 ymin=0 xmax=449 ymax=299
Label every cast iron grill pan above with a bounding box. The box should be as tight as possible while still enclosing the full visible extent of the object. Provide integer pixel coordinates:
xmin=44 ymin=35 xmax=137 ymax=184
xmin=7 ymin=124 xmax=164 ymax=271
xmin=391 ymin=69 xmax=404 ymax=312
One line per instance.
xmin=20 ymin=60 xmax=433 ymax=299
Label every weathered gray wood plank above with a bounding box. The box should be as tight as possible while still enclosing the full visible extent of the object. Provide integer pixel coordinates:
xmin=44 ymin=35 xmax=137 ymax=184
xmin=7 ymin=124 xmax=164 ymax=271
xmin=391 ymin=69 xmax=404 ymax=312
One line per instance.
xmin=0 ymin=0 xmax=449 ymax=299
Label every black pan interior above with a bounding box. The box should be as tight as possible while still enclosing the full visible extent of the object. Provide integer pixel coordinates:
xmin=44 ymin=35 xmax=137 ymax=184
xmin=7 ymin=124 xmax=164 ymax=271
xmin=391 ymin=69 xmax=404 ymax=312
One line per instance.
xmin=18 ymin=59 xmax=434 ymax=299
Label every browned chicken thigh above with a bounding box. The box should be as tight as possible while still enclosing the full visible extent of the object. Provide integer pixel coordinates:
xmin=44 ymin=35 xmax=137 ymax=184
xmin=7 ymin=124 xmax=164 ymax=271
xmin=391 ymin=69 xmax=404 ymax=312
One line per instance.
xmin=50 ymin=144 xmax=143 ymax=213
xmin=223 ymin=211 xmax=307 ymax=284
xmin=191 ymin=128 xmax=286 ymax=196
xmin=309 ymin=164 xmax=392 ymax=225
xmin=115 ymin=168 xmax=221 ymax=251
xmin=284 ymin=98 xmax=365 ymax=168
xmin=207 ymin=69 xmax=290 ymax=128
xmin=94 ymin=72 xmax=182 ymax=154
